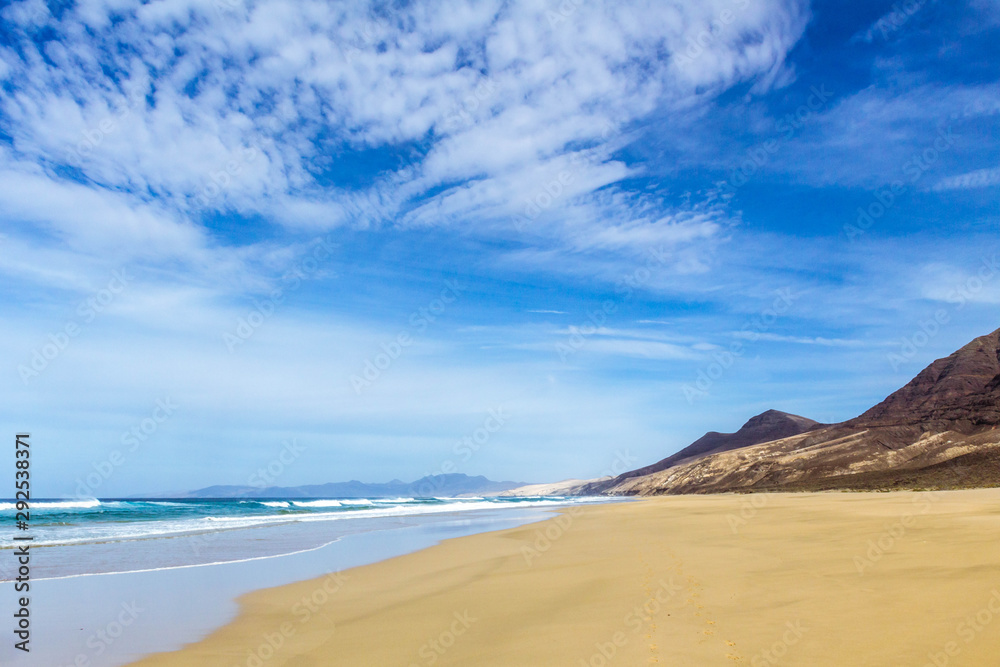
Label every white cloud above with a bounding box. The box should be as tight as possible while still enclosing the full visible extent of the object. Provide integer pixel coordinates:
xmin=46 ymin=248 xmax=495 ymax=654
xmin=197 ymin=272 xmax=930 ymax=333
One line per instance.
xmin=772 ymin=82 xmax=1000 ymax=188
xmin=0 ymin=0 xmax=827 ymax=492
xmin=0 ymin=0 xmax=810 ymax=257
xmin=731 ymin=331 xmax=868 ymax=346
xmin=0 ymin=156 xmax=205 ymax=261
xmin=572 ymin=338 xmax=700 ymax=360
xmin=932 ymin=165 xmax=1000 ymax=191
xmin=919 ymin=257 xmax=1000 ymax=305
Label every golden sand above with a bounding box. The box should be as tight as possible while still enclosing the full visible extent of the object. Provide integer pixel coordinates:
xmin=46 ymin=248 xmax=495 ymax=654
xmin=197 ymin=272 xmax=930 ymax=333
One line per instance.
xmin=129 ymin=489 xmax=1000 ymax=666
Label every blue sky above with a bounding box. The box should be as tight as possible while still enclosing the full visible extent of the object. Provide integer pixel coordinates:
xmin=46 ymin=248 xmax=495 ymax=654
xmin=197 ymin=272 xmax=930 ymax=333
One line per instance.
xmin=1 ymin=0 xmax=998 ymax=496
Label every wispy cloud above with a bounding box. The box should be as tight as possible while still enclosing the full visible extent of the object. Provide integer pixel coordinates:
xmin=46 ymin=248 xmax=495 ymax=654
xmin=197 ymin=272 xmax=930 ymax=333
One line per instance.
xmin=0 ymin=0 xmax=809 ymax=256
xmin=931 ymin=165 xmax=1000 ymax=191
xmin=731 ymin=332 xmax=869 ymax=347
xmin=1 ymin=0 xmax=998 ymax=492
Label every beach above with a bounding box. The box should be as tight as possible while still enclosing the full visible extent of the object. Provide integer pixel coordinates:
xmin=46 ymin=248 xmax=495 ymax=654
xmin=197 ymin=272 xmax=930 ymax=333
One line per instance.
xmin=128 ymin=489 xmax=1000 ymax=666
xmin=0 ymin=499 xmax=599 ymax=667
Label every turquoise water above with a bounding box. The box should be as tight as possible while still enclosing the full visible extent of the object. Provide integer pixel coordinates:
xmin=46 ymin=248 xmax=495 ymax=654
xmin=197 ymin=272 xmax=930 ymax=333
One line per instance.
xmin=1 ymin=504 xmax=583 ymax=667
xmin=0 ymin=496 xmax=603 ymax=579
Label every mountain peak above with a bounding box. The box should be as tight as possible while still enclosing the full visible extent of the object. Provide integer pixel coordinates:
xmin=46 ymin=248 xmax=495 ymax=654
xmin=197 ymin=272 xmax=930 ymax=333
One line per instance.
xmin=852 ymin=327 xmax=1000 ymax=429
xmin=741 ymin=409 xmax=819 ymax=432
xmin=584 ymin=408 xmax=819 ymax=490
xmin=572 ymin=326 xmax=1000 ymax=497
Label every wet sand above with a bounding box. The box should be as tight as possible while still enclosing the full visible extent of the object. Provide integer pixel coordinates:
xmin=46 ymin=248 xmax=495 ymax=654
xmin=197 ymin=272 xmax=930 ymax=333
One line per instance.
xmin=129 ymin=489 xmax=1000 ymax=666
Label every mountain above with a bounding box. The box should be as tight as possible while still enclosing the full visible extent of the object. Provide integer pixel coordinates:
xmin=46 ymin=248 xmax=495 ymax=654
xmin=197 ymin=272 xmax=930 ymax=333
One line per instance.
xmin=175 ymin=473 xmax=525 ymax=498
xmin=534 ymin=327 xmax=1000 ymax=496
xmin=574 ymin=410 xmax=820 ymax=495
xmin=849 ymin=328 xmax=1000 ymax=429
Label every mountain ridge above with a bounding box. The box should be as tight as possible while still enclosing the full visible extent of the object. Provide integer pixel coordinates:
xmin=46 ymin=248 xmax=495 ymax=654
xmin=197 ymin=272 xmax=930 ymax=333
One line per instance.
xmin=849 ymin=328 xmax=1000 ymax=429
xmin=576 ymin=409 xmax=822 ymax=495
xmin=507 ymin=326 xmax=1000 ymax=497
xmin=604 ymin=326 xmax=1000 ymax=495
xmin=171 ymin=473 xmax=526 ymax=499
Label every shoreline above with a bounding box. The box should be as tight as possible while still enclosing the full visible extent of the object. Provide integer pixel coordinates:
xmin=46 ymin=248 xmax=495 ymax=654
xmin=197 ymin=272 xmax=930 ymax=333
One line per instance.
xmin=0 ymin=505 xmax=571 ymax=667
xmin=127 ymin=489 xmax=1000 ymax=666
xmin=9 ymin=536 xmax=347 ymax=584
xmin=0 ymin=496 xmax=604 ymax=581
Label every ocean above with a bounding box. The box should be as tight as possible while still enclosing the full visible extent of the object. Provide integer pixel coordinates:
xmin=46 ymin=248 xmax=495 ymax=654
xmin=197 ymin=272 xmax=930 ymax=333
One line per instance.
xmin=0 ymin=496 xmax=607 ymax=666
xmin=0 ymin=496 xmax=604 ymax=580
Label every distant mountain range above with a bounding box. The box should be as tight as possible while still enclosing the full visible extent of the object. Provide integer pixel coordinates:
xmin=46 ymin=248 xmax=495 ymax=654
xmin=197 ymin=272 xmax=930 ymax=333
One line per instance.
xmin=509 ymin=326 xmax=1000 ymax=496
xmin=176 ymin=473 xmax=525 ymax=498
xmin=181 ymin=327 xmax=1000 ymax=498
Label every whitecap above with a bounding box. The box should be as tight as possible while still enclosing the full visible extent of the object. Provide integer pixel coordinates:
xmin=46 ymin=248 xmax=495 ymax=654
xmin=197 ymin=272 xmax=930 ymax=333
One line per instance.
xmin=0 ymin=499 xmax=101 ymax=511
xmin=291 ymin=500 xmax=343 ymax=508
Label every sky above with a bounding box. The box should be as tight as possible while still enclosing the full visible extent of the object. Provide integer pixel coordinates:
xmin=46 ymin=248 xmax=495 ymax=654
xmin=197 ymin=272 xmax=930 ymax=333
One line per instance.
xmin=1 ymin=0 xmax=998 ymax=497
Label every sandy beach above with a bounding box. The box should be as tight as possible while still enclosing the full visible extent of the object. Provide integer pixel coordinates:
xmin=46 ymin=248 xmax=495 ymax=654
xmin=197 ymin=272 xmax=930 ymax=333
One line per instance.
xmin=129 ymin=489 xmax=1000 ymax=666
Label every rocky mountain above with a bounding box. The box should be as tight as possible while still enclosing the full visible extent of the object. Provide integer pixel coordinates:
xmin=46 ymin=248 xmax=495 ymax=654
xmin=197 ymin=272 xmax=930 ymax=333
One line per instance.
xmin=176 ymin=473 xmax=525 ymax=498
xmin=546 ymin=327 xmax=1000 ymax=496
xmin=574 ymin=410 xmax=821 ymax=495
xmin=848 ymin=328 xmax=1000 ymax=429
